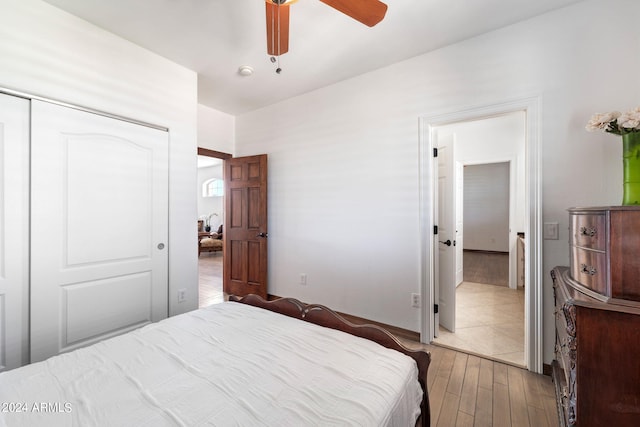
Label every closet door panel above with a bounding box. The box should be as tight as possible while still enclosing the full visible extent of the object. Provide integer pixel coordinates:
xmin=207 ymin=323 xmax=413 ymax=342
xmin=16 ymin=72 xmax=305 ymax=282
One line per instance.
xmin=0 ymin=94 xmax=29 ymax=372
xmin=30 ymin=100 xmax=169 ymax=363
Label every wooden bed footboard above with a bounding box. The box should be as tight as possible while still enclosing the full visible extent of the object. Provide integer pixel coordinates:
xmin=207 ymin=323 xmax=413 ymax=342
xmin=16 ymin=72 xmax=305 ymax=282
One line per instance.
xmin=229 ymin=294 xmax=431 ymax=427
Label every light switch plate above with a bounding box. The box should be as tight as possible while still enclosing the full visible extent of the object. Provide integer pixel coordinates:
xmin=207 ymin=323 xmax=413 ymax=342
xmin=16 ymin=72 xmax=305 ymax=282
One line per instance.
xmin=543 ymin=222 xmax=559 ymax=240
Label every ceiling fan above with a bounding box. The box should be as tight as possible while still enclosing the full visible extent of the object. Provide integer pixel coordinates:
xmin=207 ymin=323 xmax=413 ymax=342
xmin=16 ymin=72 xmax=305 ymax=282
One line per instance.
xmin=265 ymin=0 xmax=388 ymax=57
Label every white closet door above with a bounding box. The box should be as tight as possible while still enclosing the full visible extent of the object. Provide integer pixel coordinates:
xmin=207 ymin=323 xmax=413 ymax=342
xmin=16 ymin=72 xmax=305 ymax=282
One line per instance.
xmin=30 ymin=100 xmax=169 ymax=363
xmin=0 ymin=94 xmax=29 ymax=371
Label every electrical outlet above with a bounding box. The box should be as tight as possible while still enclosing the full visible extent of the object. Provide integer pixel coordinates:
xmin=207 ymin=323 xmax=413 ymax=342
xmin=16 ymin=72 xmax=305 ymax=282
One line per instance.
xmin=177 ymin=288 xmax=187 ymax=303
xmin=411 ymin=293 xmax=420 ymax=308
xmin=544 ymin=222 xmax=559 ymax=240
xmin=300 ymin=273 xmax=307 ymax=286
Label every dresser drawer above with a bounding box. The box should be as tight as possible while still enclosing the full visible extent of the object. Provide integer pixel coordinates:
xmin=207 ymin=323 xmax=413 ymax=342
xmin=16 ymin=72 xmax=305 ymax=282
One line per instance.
xmin=570 ymin=213 xmax=606 ymax=250
xmin=570 ymin=247 xmax=609 ymax=296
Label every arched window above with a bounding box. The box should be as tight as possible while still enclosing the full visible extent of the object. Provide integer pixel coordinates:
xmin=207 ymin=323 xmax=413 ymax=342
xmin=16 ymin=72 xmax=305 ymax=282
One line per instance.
xmin=202 ymin=178 xmax=224 ymax=197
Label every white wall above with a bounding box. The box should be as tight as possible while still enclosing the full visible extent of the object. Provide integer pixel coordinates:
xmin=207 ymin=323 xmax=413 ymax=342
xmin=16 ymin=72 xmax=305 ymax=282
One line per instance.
xmin=438 ymin=112 xmax=526 ymax=238
xmin=198 ymin=165 xmax=224 ymax=230
xmin=0 ymin=0 xmax=199 ymax=316
xmin=198 ymin=104 xmax=235 ymax=154
xmin=463 ymin=163 xmax=510 ymax=252
xmin=235 ymin=0 xmax=640 ymax=363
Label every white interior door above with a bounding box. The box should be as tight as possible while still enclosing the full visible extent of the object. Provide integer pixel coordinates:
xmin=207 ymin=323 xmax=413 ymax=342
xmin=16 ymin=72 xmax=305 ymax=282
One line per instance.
xmin=455 ymin=162 xmax=464 ymax=286
xmin=437 ymin=134 xmax=456 ymax=333
xmin=30 ymin=100 xmax=169 ymax=363
xmin=0 ymin=94 xmax=29 ymax=371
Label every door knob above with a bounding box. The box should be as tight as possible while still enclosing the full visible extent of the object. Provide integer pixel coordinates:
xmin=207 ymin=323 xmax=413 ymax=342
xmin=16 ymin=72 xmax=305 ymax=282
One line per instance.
xmin=157 ymin=243 xmax=165 ymax=250
xmin=257 ymin=232 xmax=268 ymax=238
xmin=439 ymin=239 xmax=452 ymax=247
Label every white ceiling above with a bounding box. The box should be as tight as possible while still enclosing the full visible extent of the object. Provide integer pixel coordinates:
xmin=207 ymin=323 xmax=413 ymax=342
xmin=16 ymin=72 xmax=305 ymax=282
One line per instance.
xmin=42 ymin=0 xmax=582 ymax=115
xmin=197 ymin=155 xmax=223 ymax=168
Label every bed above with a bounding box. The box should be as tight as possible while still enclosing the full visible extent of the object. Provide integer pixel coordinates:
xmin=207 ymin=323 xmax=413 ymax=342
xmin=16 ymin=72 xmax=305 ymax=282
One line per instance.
xmin=0 ymin=295 xmax=431 ymax=426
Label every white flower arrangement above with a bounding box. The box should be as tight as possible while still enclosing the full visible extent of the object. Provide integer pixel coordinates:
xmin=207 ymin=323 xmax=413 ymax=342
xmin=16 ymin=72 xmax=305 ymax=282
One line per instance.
xmin=199 ymin=212 xmax=218 ymax=229
xmin=586 ymin=107 xmax=640 ymax=135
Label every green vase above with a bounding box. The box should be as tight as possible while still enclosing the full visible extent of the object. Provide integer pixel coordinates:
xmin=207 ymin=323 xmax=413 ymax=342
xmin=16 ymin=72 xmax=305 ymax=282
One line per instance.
xmin=622 ymin=132 xmax=640 ymax=205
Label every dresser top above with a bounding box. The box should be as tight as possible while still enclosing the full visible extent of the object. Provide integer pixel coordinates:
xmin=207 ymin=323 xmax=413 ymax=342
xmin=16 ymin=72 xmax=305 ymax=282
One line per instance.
xmin=569 ymin=206 xmax=640 ymax=213
xmin=552 ymin=267 xmax=640 ymax=314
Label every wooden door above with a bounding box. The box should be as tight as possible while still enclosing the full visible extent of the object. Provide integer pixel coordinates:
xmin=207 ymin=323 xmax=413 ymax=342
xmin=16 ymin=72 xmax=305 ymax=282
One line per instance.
xmin=30 ymin=100 xmax=169 ymax=363
xmin=0 ymin=93 xmax=29 ymax=371
xmin=224 ymin=155 xmax=268 ymax=299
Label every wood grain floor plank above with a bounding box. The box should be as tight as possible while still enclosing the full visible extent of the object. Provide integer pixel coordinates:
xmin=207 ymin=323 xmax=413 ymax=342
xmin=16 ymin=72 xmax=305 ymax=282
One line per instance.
xmin=474 ymin=386 xmax=493 ymax=427
xmin=437 ymin=347 xmax=458 ymax=379
xmin=478 ymin=358 xmax=494 ymax=391
xmin=447 ymin=352 xmax=469 ymax=396
xmin=542 ymin=394 xmax=560 ymax=427
xmin=438 ymin=392 xmax=462 ymax=427
xmin=456 ymin=411 xmax=475 ymax=427
xmin=507 ymin=366 xmax=530 ymax=427
xmin=522 ymin=370 xmax=544 ymax=409
xmin=429 ymin=373 xmax=450 ymax=425
xmin=527 ymin=406 xmax=550 ymax=427
xmin=459 ymin=355 xmax=481 ymax=415
xmin=492 ymin=382 xmax=511 ymax=427
xmin=427 ymin=345 xmax=445 ymax=389
xmin=494 ymin=362 xmax=509 ymax=386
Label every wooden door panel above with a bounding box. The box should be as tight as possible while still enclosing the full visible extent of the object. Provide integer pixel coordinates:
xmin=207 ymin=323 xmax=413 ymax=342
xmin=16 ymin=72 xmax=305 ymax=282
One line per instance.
xmin=224 ymin=155 xmax=268 ymax=299
xmin=248 ymin=187 xmax=263 ymax=229
xmin=230 ymin=188 xmax=244 ymax=228
xmin=248 ymin=241 xmax=262 ymax=283
xmin=230 ymin=241 xmax=245 ymax=282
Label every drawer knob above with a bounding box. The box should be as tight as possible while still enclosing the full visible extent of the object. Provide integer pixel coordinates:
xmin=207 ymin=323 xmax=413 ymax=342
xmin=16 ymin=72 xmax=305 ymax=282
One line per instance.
xmin=580 ymin=263 xmax=597 ymax=276
xmin=579 ymin=226 xmax=597 ymax=237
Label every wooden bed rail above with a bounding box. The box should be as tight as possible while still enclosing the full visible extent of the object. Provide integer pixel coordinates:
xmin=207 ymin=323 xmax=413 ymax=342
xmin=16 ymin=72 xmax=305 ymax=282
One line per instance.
xmin=229 ymin=294 xmax=431 ymax=427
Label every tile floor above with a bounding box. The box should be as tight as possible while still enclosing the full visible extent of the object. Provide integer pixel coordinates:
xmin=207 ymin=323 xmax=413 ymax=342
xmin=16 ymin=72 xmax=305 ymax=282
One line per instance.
xmin=433 ymin=281 xmax=525 ymax=367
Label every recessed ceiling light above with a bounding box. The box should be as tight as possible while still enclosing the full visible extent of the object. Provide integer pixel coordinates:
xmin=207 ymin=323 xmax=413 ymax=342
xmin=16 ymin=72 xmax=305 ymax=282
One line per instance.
xmin=238 ymin=65 xmax=254 ymax=77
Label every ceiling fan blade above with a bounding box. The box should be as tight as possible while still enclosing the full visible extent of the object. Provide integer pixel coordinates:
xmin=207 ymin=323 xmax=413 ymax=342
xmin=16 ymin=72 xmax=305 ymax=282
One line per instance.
xmin=319 ymin=0 xmax=387 ymax=27
xmin=265 ymin=2 xmax=290 ymax=56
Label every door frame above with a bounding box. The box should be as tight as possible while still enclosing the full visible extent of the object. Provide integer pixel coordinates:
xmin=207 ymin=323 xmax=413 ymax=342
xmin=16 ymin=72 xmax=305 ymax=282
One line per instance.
xmin=196 ymin=147 xmax=232 ymax=303
xmin=418 ymin=97 xmax=543 ymax=373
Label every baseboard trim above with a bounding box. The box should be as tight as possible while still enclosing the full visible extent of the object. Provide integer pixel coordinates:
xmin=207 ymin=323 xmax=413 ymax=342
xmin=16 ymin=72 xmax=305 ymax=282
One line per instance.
xmin=463 ymin=249 xmax=509 ymax=255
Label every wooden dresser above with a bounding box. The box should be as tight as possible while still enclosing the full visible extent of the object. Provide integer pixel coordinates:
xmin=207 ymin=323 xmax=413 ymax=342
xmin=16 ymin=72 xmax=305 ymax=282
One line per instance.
xmin=552 ymin=206 xmax=640 ymax=427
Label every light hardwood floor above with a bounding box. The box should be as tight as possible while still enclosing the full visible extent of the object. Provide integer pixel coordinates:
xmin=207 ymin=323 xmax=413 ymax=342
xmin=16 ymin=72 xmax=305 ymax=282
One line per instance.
xmin=198 ymin=252 xmax=224 ymax=307
xmin=197 ymin=255 xmax=557 ymax=426
xmin=417 ymin=343 xmax=559 ymax=427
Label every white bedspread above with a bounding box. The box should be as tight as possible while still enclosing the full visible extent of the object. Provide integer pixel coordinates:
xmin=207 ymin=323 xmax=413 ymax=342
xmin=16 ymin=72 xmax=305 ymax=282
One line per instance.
xmin=0 ymin=302 xmax=422 ymax=426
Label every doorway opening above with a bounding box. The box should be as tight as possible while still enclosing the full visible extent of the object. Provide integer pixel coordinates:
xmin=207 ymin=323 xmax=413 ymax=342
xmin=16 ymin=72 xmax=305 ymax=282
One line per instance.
xmin=434 ymin=156 xmax=525 ymax=367
xmin=197 ymin=147 xmax=231 ymax=308
xmin=419 ymin=98 xmax=543 ymax=373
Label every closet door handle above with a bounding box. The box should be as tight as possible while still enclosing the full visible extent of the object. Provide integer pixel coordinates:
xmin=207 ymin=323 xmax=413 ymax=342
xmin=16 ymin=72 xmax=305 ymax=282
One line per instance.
xmin=439 ymin=239 xmax=452 ymax=247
